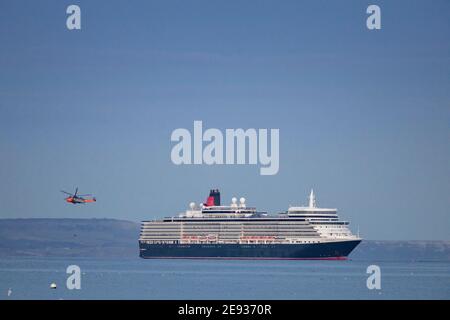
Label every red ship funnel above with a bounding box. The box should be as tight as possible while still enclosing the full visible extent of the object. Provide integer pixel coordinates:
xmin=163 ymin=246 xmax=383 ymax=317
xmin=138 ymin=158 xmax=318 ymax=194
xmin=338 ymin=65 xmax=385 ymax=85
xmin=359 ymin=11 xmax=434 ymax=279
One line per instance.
xmin=205 ymin=196 xmax=215 ymax=206
xmin=204 ymin=189 xmax=221 ymax=206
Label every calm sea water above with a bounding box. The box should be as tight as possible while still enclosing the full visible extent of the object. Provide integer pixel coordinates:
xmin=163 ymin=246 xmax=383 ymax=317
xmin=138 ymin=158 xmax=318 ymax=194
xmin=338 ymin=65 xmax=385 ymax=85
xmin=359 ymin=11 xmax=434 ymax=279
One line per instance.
xmin=0 ymin=257 xmax=449 ymax=300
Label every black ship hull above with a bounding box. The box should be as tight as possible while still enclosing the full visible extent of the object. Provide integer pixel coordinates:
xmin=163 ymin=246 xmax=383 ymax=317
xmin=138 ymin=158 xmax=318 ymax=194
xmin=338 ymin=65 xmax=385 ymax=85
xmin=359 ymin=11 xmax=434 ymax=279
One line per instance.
xmin=139 ymin=239 xmax=361 ymax=260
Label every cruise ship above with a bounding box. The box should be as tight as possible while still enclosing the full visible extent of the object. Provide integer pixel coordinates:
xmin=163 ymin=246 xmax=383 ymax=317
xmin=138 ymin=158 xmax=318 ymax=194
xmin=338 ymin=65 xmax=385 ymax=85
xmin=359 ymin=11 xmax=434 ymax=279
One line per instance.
xmin=139 ymin=189 xmax=361 ymax=260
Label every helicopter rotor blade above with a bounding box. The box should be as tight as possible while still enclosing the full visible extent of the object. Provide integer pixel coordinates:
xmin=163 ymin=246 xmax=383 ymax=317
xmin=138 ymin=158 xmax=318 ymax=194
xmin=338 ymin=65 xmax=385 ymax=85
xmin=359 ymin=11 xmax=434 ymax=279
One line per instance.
xmin=74 ymin=187 xmax=78 ymax=197
xmin=60 ymin=190 xmax=74 ymax=196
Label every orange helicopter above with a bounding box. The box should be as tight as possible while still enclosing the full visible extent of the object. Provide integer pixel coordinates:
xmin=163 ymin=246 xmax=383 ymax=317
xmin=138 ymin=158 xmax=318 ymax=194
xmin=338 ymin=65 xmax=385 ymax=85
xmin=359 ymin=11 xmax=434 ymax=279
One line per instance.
xmin=61 ymin=187 xmax=96 ymax=204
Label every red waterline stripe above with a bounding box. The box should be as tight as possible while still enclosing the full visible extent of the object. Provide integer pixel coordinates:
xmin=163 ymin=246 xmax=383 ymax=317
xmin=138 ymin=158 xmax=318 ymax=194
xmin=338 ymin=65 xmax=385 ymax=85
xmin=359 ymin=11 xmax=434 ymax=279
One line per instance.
xmin=141 ymin=256 xmax=348 ymax=261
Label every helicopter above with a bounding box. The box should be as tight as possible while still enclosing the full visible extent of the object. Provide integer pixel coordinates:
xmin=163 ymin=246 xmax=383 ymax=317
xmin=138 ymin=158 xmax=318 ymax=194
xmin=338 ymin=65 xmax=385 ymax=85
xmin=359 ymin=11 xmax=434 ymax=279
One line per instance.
xmin=61 ymin=187 xmax=96 ymax=204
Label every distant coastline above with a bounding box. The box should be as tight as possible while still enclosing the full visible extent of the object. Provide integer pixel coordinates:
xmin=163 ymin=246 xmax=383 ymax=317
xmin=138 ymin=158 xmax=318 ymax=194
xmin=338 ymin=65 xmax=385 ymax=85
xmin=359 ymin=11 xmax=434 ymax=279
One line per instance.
xmin=0 ymin=218 xmax=449 ymax=261
xmin=0 ymin=218 xmax=139 ymax=258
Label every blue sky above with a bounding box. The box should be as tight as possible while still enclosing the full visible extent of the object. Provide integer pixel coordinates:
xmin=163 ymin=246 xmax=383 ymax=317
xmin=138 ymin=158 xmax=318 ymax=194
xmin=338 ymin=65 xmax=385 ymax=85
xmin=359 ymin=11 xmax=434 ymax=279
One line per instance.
xmin=0 ymin=0 xmax=449 ymax=240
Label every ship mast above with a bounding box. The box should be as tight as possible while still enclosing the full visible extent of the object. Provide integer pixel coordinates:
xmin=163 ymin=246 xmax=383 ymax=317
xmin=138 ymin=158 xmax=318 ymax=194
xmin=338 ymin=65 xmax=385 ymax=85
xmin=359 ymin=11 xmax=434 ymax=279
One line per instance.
xmin=308 ymin=189 xmax=316 ymax=208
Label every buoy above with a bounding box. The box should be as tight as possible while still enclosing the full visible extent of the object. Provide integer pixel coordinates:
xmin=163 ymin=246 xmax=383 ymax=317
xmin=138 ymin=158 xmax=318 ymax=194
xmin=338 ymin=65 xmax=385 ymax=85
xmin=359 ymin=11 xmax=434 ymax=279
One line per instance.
xmin=50 ymin=283 xmax=57 ymax=289
xmin=7 ymin=288 xmax=12 ymax=297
